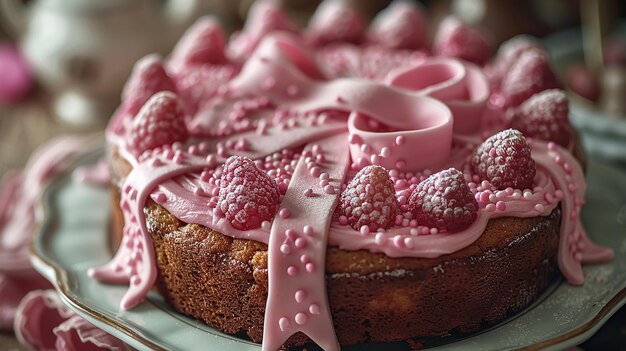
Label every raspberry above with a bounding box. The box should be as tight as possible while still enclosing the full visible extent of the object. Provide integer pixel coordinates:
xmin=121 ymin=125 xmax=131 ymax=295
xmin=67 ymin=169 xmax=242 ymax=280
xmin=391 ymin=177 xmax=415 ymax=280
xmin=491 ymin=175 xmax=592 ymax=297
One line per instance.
xmin=500 ymin=49 xmax=559 ymax=109
xmin=121 ymin=54 xmax=176 ymax=116
xmin=433 ymin=16 xmax=493 ymax=66
xmin=510 ymin=89 xmax=571 ymax=147
xmin=409 ymin=168 xmax=478 ymax=232
xmin=367 ymin=1 xmax=427 ymax=50
xmin=129 ymin=92 xmax=188 ymax=154
xmin=170 ymin=17 xmax=227 ymax=67
xmin=486 ymin=36 xmax=542 ymax=91
xmin=339 ymin=165 xmax=398 ymax=231
xmin=217 ymin=156 xmax=280 ymax=230
xmin=306 ymin=0 xmax=365 ymax=46
xmin=471 ymin=129 xmax=536 ymax=190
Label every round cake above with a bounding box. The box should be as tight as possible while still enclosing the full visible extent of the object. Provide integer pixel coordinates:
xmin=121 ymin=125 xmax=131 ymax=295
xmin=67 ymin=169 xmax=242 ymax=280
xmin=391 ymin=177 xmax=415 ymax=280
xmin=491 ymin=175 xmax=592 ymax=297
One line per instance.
xmin=92 ymin=1 xmax=614 ymax=350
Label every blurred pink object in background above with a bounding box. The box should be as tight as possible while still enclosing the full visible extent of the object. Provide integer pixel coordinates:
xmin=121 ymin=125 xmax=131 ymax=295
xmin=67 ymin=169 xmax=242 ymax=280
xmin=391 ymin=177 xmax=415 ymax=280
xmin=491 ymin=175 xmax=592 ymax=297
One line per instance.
xmin=0 ymin=44 xmax=32 ymax=105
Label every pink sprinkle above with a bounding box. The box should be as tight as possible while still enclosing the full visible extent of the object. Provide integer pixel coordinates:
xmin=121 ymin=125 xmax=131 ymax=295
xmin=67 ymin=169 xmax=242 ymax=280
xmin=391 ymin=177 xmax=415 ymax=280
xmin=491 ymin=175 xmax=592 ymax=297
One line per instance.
xmin=303 ymin=225 xmax=314 ymax=236
xmin=568 ymin=183 xmax=576 ymax=192
xmin=360 ymin=225 xmax=369 ymax=235
xmin=430 ymin=228 xmax=438 ymax=235
xmin=360 ymin=144 xmax=371 ymax=154
xmin=303 ymin=188 xmax=313 ymax=197
xmin=395 ymin=136 xmax=405 ymax=145
xmin=338 ymin=216 xmax=348 ymax=225
xmin=496 ymin=201 xmax=506 ymax=211
xmin=173 ymin=154 xmax=184 ymax=164
xmin=319 ymin=172 xmax=329 ymax=180
xmin=280 ymin=244 xmax=291 ymax=255
xmin=486 ymin=203 xmax=496 ymax=211
xmin=262 ymin=221 xmax=271 ymax=230
xmin=349 ymin=134 xmax=362 ymax=145
xmin=370 ymin=155 xmax=380 ymax=164
xmin=505 ymin=187 xmax=514 ymax=195
xmin=374 ymin=233 xmax=385 ymax=245
xmin=310 ymin=167 xmax=321 ymax=177
xmin=295 ymin=290 xmax=306 ymax=303
xmin=295 ymin=312 xmax=308 ymax=325
xmin=554 ymin=155 xmax=563 ymax=165
xmin=564 ymin=163 xmax=572 ymax=173
xmin=393 ymin=235 xmax=404 ymax=248
xmin=395 ymin=160 xmax=407 ymax=170
xmin=320 ymin=179 xmax=329 ymax=187
xmin=523 ymin=191 xmax=533 ymax=199
xmin=285 ymin=229 xmax=297 ymax=240
xmin=323 ymin=185 xmax=335 ymax=194
xmin=547 ymin=142 xmax=557 ymax=151
xmin=300 ymin=254 xmax=311 ymax=264
xmin=278 ymin=317 xmax=290 ymax=331
xmin=398 ymin=195 xmax=407 ymax=205
xmin=279 ymin=208 xmax=291 ymax=218
xmin=309 ymin=304 xmax=320 ymax=315
xmin=295 ymin=238 xmax=306 ymax=249
xmin=305 ymin=263 xmax=316 ymax=273
xmin=489 ymin=193 xmax=497 ymax=202
xmin=150 ymin=158 xmax=162 ymax=167
xmin=155 ymin=193 xmax=167 ymax=204
xmin=535 ymin=203 xmax=545 ymax=212
xmin=380 ymin=147 xmax=391 ymax=158
xmin=287 ymin=266 xmax=298 ymax=276
xmin=316 ymin=154 xmax=326 ymax=163
xmin=404 ymin=237 xmax=415 ymax=249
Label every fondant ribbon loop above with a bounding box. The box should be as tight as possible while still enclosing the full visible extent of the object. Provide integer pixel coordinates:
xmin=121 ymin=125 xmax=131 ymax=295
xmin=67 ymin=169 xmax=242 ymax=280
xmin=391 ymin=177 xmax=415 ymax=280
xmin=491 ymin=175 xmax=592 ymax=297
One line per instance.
xmin=233 ymin=33 xmax=489 ymax=171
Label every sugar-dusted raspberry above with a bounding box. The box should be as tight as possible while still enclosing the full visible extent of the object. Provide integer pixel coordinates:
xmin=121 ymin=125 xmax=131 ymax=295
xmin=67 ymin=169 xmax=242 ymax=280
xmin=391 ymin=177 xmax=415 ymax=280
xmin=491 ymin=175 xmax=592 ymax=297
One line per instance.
xmin=409 ymin=168 xmax=478 ymax=232
xmin=306 ymin=0 xmax=365 ymax=46
xmin=500 ymin=49 xmax=559 ymax=109
xmin=471 ymin=129 xmax=536 ymax=190
xmin=486 ymin=35 xmax=542 ymax=91
xmin=510 ymin=89 xmax=571 ymax=147
xmin=339 ymin=165 xmax=397 ymax=231
xmin=218 ymin=156 xmax=281 ymax=230
xmin=433 ymin=16 xmax=493 ymax=66
xmin=367 ymin=1 xmax=427 ymax=50
xmin=122 ymin=54 xmax=176 ymax=116
xmin=129 ymin=92 xmax=187 ymax=154
xmin=170 ymin=17 xmax=227 ymax=67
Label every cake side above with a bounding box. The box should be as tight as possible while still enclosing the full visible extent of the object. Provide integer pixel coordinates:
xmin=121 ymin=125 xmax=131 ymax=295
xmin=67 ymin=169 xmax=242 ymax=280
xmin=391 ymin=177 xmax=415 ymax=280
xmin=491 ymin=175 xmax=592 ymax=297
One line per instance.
xmin=109 ymin=186 xmax=560 ymax=347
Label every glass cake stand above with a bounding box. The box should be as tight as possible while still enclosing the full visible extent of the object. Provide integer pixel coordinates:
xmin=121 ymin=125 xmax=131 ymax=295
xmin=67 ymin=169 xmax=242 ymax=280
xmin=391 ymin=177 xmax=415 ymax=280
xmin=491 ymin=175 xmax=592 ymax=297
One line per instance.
xmin=31 ymin=148 xmax=626 ymax=351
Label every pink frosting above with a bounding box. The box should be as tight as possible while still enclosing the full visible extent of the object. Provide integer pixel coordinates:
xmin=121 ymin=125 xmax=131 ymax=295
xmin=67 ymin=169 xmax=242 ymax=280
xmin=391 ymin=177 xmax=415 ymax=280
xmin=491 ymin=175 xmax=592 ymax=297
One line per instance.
xmin=97 ymin=8 xmax=614 ymax=351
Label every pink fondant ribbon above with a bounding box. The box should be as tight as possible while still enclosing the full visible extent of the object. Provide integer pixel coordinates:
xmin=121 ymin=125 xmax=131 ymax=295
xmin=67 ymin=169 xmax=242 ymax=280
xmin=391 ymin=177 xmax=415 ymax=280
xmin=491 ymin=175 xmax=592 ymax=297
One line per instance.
xmin=232 ymin=33 xmax=489 ymax=171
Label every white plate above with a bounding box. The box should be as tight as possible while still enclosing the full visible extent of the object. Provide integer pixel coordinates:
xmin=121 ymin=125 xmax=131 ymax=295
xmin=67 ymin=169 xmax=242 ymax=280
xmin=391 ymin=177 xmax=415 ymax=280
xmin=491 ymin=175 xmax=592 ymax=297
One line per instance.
xmin=31 ymin=148 xmax=626 ymax=351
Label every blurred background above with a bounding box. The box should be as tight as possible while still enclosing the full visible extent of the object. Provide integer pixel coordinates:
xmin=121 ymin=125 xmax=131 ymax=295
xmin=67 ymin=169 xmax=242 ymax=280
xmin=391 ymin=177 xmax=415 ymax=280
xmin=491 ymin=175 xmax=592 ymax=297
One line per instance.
xmin=0 ymin=0 xmax=625 ymax=350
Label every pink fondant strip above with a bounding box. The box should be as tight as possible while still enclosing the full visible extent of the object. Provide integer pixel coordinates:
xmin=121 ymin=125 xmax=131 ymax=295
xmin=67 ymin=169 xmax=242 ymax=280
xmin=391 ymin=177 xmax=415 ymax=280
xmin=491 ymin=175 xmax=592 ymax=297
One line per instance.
xmin=263 ymin=133 xmax=348 ymax=351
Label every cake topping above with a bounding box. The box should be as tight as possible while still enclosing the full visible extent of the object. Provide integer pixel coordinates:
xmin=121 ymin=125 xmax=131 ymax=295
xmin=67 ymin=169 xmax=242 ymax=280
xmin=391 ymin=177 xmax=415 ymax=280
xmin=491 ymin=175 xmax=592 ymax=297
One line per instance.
xmin=170 ymin=16 xmax=228 ymax=67
xmin=121 ymin=55 xmax=176 ymax=117
xmin=409 ymin=168 xmax=478 ymax=232
xmin=305 ymin=0 xmax=365 ymax=47
xmin=486 ymin=35 xmax=542 ymax=91
xmin=433 ymin=16 xmax=493 ymax=66
xmin=367 ymin=1 xmax=427 ymax=50
xmin=510 ymin=89 xmax=571 ymax=147
xmin=128 ymin=91 xmax=188 ymax=155
xmin=499 ymin=48 xmax=559 ymax=109
xmin=217 ymin=155 xmax=280 ymax=230
xmin=230 ymin=0 xmax=298 ymax=58
xmin=338 ymin=165 xmax=398 ymax=231
xmin=471 ymin=129 xmax=536 ymax=190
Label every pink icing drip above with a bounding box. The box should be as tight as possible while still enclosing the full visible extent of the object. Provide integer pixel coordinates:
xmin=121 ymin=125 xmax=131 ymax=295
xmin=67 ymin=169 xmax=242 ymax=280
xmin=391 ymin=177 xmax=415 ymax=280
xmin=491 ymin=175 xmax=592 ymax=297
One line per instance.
xmin=88 ymin=153 xmax=209 ymax=309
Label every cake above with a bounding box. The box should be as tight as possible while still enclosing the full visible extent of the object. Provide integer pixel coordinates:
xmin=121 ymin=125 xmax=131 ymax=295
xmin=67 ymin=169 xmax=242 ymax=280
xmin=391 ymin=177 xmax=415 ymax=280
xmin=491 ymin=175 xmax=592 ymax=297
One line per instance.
xmin=90 ymin=1 xmax=614 ymax=350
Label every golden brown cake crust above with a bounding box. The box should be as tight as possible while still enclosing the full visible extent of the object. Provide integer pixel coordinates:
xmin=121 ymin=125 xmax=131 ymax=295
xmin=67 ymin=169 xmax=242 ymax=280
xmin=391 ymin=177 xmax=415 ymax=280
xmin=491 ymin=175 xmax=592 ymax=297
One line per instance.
xmin=109 ymin=148 xmax=561 ymax=348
